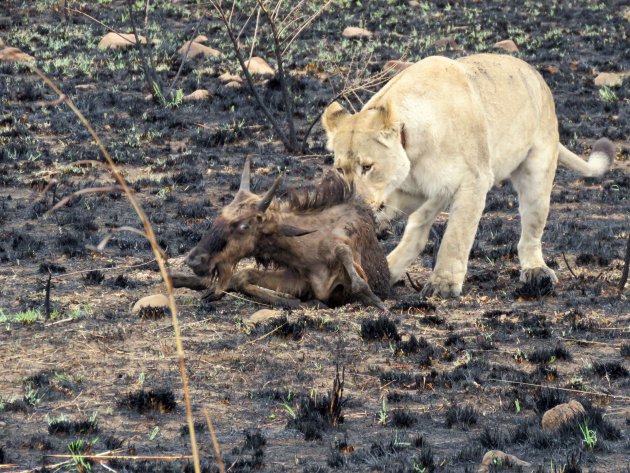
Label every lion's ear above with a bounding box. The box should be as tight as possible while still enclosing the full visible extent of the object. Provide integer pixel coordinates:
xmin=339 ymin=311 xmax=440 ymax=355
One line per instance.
xmin=372 ymin=101 xmax=397 ymax=130
xmin=322 ymin=102 xmax=349 ymax=134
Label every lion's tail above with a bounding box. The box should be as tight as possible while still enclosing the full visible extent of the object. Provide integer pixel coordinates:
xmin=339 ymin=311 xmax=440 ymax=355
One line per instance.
xmin=558 ymin=138 xmax=615 ymax=177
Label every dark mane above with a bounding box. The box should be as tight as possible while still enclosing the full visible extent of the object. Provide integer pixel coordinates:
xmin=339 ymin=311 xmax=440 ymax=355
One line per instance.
xmin=284 ymin=170 xmax=354 ymax=211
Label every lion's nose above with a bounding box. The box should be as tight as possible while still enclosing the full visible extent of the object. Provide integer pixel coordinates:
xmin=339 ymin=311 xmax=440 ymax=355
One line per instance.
xmin=378 ymin=202 xmax=385 ymax=211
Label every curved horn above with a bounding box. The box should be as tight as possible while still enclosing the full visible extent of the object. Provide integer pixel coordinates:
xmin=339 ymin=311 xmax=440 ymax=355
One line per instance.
xmin=257 ymin=176 xmax=283 ymax=212
xmin=239 ymin=156 xmax=251 ymax=192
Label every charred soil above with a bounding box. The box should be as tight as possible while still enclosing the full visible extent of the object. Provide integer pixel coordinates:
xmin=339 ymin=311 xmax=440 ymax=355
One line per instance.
xmin=1 ymin=1 xmax=629 ymax=472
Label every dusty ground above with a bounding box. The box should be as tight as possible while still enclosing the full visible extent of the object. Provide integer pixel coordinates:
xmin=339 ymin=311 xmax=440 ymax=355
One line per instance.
xmin=0 ymin=0 xmax=629 ymax=472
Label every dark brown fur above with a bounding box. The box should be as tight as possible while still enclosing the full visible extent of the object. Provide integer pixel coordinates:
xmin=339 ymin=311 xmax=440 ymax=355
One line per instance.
xmin=172 ymin=169 xmax=389 ymax=309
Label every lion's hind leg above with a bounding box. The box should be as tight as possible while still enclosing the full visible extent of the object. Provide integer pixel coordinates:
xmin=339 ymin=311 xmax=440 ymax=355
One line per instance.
xmin=510 ymin=145 xmax=559 ymax=292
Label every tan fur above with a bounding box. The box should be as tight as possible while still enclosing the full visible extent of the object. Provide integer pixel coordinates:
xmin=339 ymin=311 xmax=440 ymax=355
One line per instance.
xmin=322 ymin=53 xmax=614 ymax=297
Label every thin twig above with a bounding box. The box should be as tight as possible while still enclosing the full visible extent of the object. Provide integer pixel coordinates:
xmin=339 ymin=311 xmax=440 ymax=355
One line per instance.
xmin=203 ymin=408 xmax=226 ymax=473
xmin=562 ymin=252 xmax=579 ymax=279
xmin=65 ymin=7 xmax=136 ymax=45
xmin=44 ymin=272 xmax=52 ymax=319
xmin=486 ymin=378 xmax=630 ymax=401
xmin=46 ymin=454 xmax=193 ymax=460
xmin=619 ymin=234 xmax=630 ymax=293
xmin=126 ymin=0 xmax=161 ymax=102
xmin=255 ymin=0 xmax=297 ymax=148
xmin=170 ymin=10 xmax=206 ymax=92
xmin=47 ymin=185 xmax=126 ymax=213
xmin=245 ymin=323 xmax=287 ymax=345
xmin=210 ymin=0 xmax=292 ymax=150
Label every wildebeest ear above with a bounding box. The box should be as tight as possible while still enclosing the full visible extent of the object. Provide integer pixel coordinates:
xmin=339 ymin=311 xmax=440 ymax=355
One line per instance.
xmin=322 ymin=101 xmax=349 ymax=135
xmin=278 ymin=225 xmax=315 ymax=237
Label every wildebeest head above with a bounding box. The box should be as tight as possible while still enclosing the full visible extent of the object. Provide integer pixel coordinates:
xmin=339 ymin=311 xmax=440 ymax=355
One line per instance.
xmin=185 ymin=158 xmax=312 ymax=291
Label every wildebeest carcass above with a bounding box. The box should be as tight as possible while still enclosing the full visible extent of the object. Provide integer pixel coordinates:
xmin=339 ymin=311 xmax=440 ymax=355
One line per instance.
xmin=171 ymin=158 xmax=389 ymax=309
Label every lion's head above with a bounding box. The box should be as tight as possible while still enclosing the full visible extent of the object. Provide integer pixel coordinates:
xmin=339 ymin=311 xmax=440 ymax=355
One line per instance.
xmin=321 ymin=101 xmax=410 ymax=210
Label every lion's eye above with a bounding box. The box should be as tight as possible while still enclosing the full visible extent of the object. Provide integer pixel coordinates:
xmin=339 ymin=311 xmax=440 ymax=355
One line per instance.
xmin=336 ymin=167 xmax=344 ymax=174
xmin=238 ymin=223 xmax=250 ymax=231
xmin=361 ymin=164 xmax=373 ymax=174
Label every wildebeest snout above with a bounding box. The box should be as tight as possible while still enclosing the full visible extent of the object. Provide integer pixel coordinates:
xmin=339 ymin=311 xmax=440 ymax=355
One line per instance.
xmin=185 ymin=249 xmax=210 ymax=276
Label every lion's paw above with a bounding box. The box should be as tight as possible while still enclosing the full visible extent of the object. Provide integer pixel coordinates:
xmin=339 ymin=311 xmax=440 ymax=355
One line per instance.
xmin=419 ymin=276 xmax=463 ymax=299
xmin=515 ymin=267 xmax=556 ymax=298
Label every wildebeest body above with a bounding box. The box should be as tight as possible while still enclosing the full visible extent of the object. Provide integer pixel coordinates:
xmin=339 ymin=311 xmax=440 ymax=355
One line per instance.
xmin=171 ymin=160 xmax=389 ymax=309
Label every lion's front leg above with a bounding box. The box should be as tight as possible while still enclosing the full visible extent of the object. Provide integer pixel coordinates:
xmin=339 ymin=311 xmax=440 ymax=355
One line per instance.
xmin=387 ymin=195 xmax=448 ymax=285
xmin=422 ymin=179 xmax=490 ymax=298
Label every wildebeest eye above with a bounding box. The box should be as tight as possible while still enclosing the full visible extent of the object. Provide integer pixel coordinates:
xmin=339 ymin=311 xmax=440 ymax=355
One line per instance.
xmin=361 ymin=164 xmax=373 ymax=174
xmin=238 ymin=223 xmax=250 ymax=231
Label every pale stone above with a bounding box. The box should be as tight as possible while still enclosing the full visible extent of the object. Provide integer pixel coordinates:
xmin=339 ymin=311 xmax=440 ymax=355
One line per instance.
xmin=178 ymin=41 xmax=221 ymax=59
xmin=248 ymin=309 xmax=282 ymax=324
xmin=193 ymin=34 xmax=208 ymax=44
xmin=0 ymin=47 xmax=34 ymax=62
xmin=169 ymin=139 xmax=188 ymax=153
xmin=384 ymin=60 xmax=413 ymax=72
xmin=183 ymin=89 xmax=212 ymax=102
xmin=75 ymin=84 xmax=97 ymax=90
xmin=541 ymin=400 xmax=586 ymax=431
xmin=493 ymin=39 xmax=519 ymax=53
xmin=218 ymin=72 xmax=242 ymax=83
xmin=408 ymin=0 xmax=421 ymax=6
xmin=98 ymin=32 xmax=147 ymax=49
xmin=342 ymin=26 xmax=373 ymax=39
xmin=478 ymin=450 xmax=531 ymax=473
xmin=593 ymin=71 xmax=630 ymax=87
xmin=131 ymin=294 xmax=170 ymax=314
xmin=225 ymin=80 xmax=242 ymax=89
xmin=244 ymin=56 xmax=274 ymax=76
xmin=624 ymin=8 xmax=630 ymax=22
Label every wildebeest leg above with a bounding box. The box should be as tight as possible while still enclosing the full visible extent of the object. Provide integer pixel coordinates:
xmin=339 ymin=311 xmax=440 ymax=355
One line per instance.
xmin=230 ymin=269 xmax=304 ymax=308
xmin=170 ymin=273 xmax=211 ymax=291
xmin=335 ymin=245 xmax=386 ymax=310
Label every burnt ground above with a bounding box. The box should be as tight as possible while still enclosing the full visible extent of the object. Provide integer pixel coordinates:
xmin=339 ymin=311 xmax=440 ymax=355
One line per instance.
xmin=0 ymin=0 xmax=629 ymax=472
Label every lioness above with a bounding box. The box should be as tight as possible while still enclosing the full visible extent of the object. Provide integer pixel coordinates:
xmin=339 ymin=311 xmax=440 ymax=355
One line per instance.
xmin=322 ymin=53 xmax=615 ymax=298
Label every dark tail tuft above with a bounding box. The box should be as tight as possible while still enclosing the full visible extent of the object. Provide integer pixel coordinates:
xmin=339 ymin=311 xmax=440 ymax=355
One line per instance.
xmin=592 ymin=138 xmax=615 ymax=162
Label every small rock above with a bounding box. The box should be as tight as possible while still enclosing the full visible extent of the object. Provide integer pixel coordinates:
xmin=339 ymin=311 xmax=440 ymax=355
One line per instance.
xmin=541 ymin=400 xmax=586 ymax=431
xmin=493 ymin=39 xmax=518 ymax=53
xmin=431 ymin=37 xmax=458 ymax=49
xmin=478 ymin=450 xmax=531 ymax=473
xmin=183 ymin=89 xmax=212 ymax=102
xmin=245 ymin=57 xmax=274 ymax=76
xmin=193 ymin=34 xmax=208 ymax=44
xmin=0 ymin=46 xmax=34 ymax=62
xmin=178 ymin=41 xmax=221 ymax=59
xmin=249 ymin=309 xmax=282 ymax=325
xmin=131 ymin=294 xmax=170 ymax=314
xmin=593 ymin=71 xmax=629 ymax=87
xmin=169 ymin=139 xmax=188 ymax=153
xmin=383 ymin=60 xmax=413 ymax=72
xmin=225 ymin=80 xmax=242 ymax=89
xmin=98 ymin=32 xmax=147 ymax=49
xmin=75 ymin=83 xmax=97 ymax=90
xmin=624 ymin=8 xmax=630 ymax=22
xmin=218 ymin=72 xmax=242 ymax=83
xmin=408 ymin=0 xmax=420 ymax=6
xmin=342 ymin=26 xmax=373 ymax=39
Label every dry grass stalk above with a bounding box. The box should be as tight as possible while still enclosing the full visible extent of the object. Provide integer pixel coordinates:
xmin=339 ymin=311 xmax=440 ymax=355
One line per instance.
xmin=203 ymin=408 xmax=226 ymax=473
xmin=28 ymin=65 xmax=201 ymax=473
